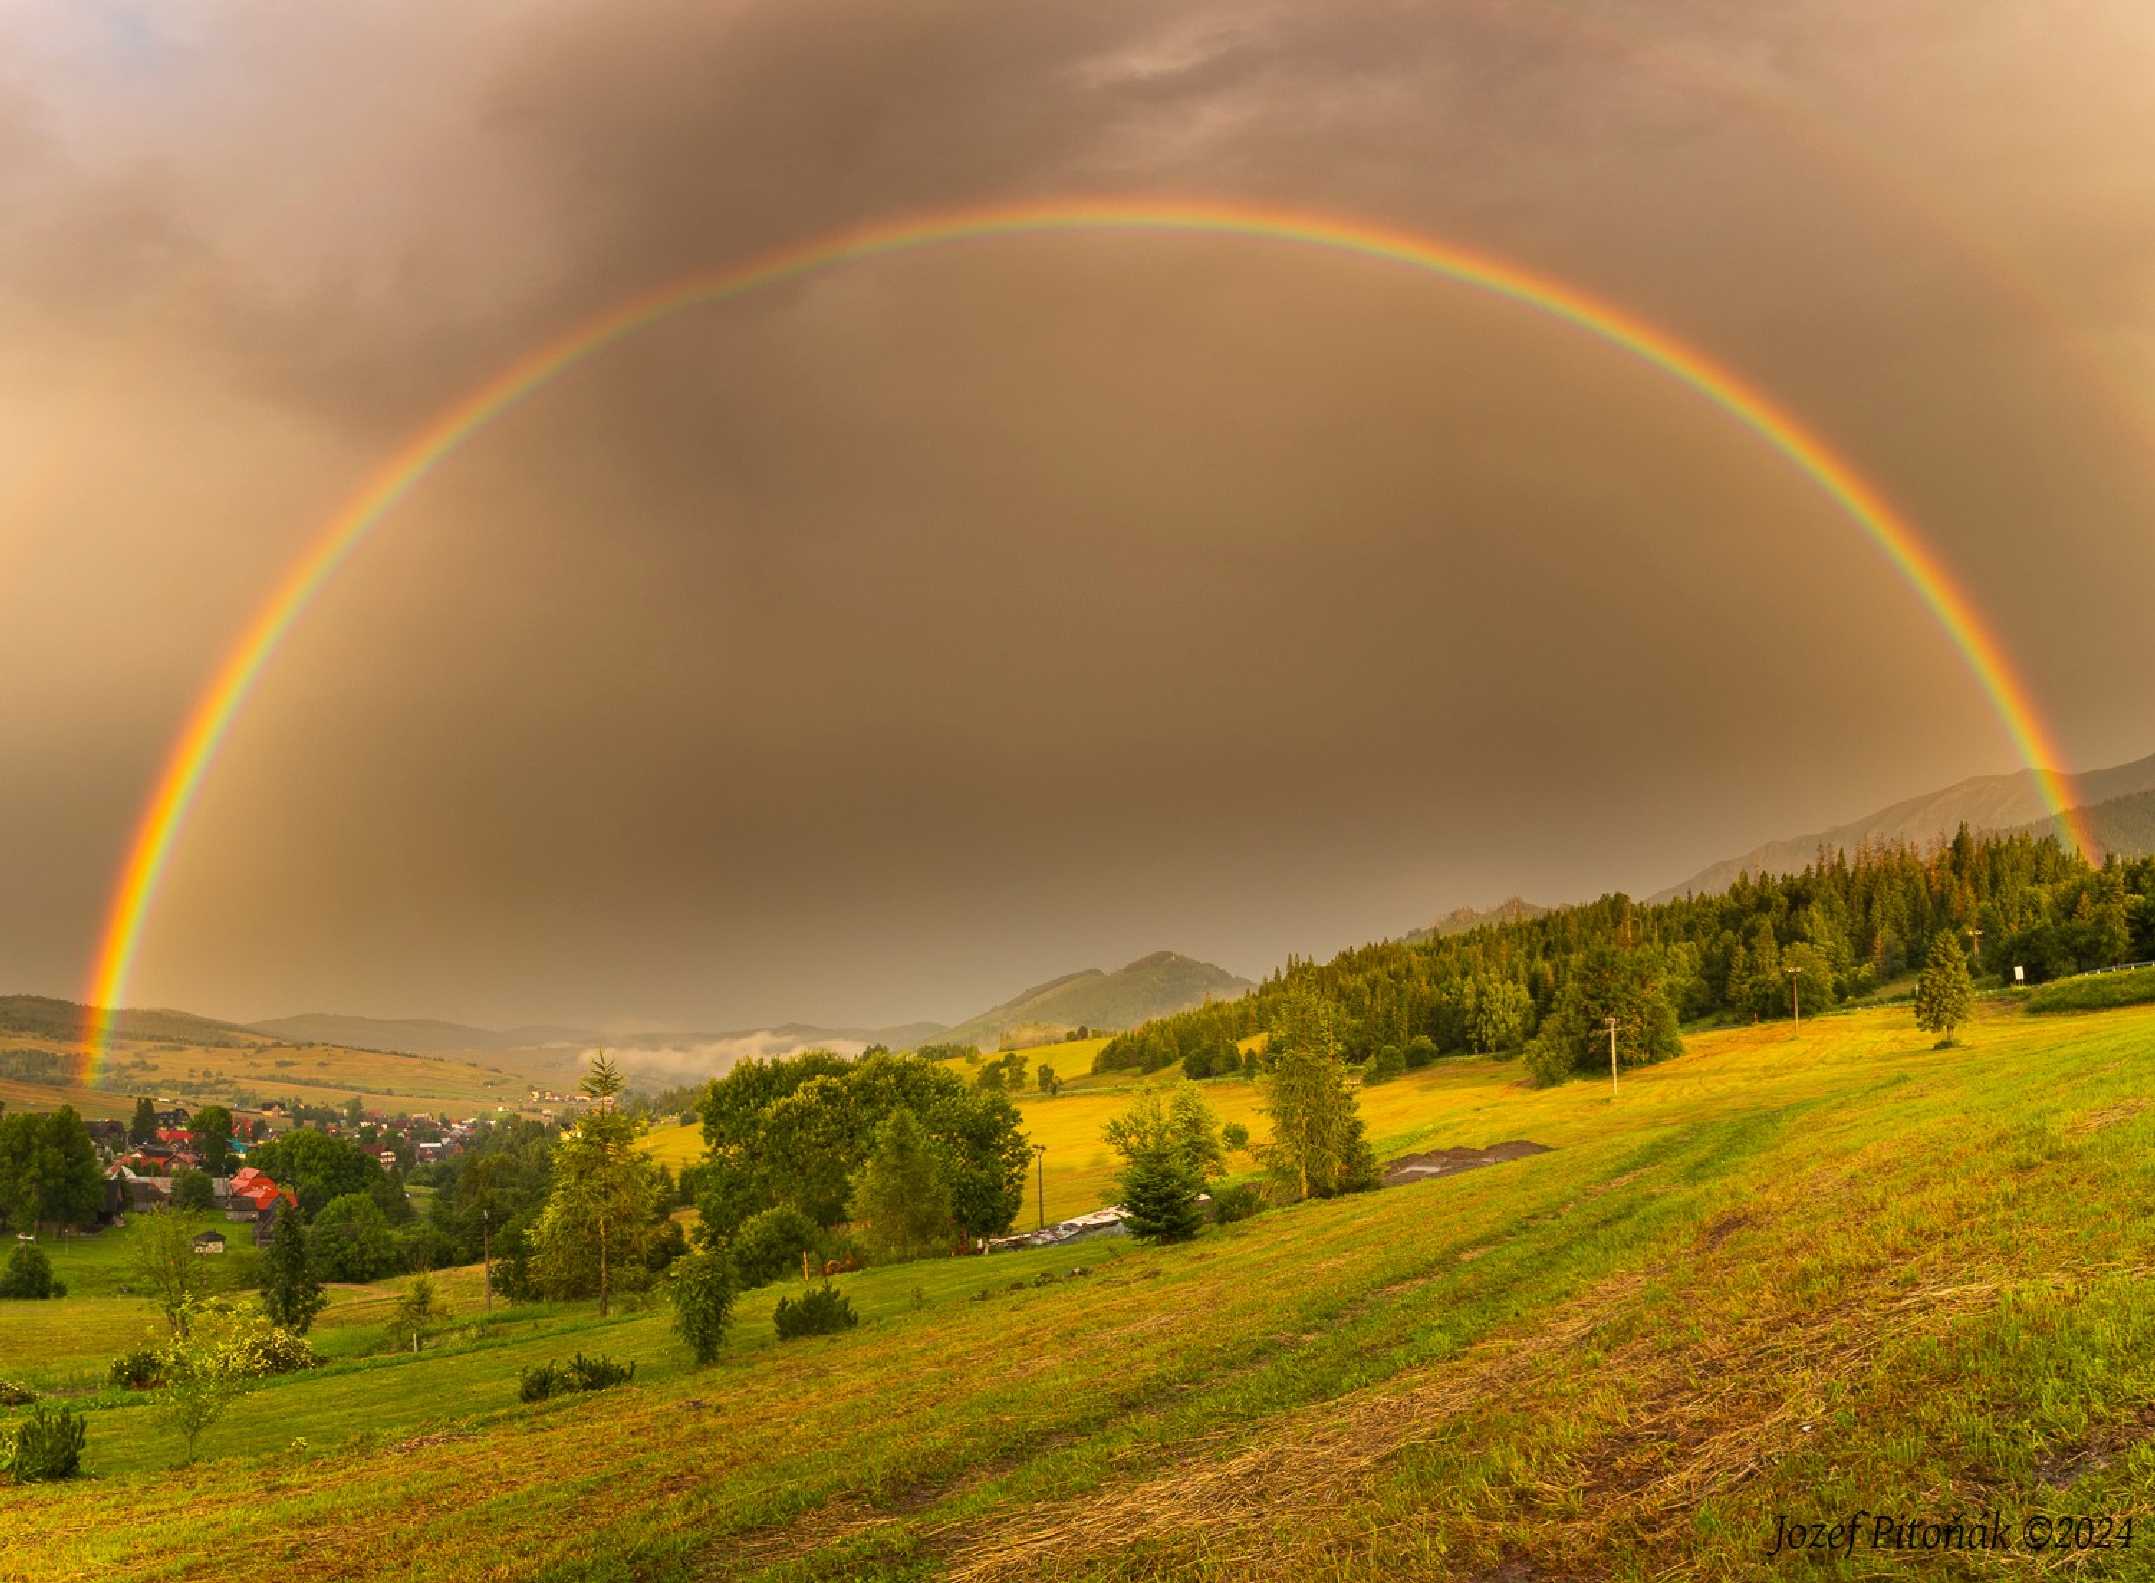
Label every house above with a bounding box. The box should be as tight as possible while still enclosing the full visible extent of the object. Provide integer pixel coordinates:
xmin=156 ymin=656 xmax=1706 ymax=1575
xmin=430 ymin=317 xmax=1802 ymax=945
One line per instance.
xmin=988 ymin=1205 xmax=1134 ymax=1252
xmin=110 ymin=1168 xmax=174 ymax=1213
xmin=192 ymin=1229 xmax=227 ymax=1255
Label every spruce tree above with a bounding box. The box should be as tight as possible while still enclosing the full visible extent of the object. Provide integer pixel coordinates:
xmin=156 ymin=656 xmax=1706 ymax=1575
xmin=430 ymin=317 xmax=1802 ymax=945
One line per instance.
xmin=131 ymin=1096 xmax=158 ymax=1146
xmin=260 ymin=1205 xmax=326 ymax=1334
xmin=849 ymin=1106 xmax=952 ymax=1260
xmin=1914 ymin=931 xmax=1975 ymax=1046
xmin=1117 ymin=1147 xmax=1205 ymax=1242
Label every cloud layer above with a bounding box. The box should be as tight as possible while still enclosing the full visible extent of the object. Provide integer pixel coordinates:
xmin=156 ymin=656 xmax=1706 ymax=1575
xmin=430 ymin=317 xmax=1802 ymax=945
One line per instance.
xmin=5 ymin=0 xmax=2152 ymax=1027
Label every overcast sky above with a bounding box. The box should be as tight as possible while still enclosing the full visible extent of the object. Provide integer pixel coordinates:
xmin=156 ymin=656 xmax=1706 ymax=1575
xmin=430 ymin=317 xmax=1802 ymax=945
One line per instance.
xmin=5 ymin=1 xmax=2152 ymax=1031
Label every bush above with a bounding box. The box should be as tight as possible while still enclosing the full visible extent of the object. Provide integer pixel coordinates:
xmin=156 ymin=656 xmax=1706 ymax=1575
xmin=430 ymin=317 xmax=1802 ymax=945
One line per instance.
xmin=563 ymin=1351 xmax=636 ymax=1391
xmin=1364 ymin=1046 xmax=1406 ymax=1085
xmin=1523 ymin=1030 xmax=1574 ymax=1089
xmin=668 ymin=1248 xmax=737 ymax=1366
xmin=1209 ymin=1182 xmax=1265 ymax=1224
xmin=108 ymin=1347 xmax=165 ymax=1390
xmin=0 ymin=1381 xmax=33 ymax=1407
xmin=644 ymin=1217 xmax=688 ymax=1275
xmin=520 ymin=1351 xmax=636 ymax=1402
xmin=730 ymin=1205 xmax=819 ymax=1288
xmin=0 ymin=1245 xmax=62 ymax=1300
xmin=2 ymin=1404 xmax=86 ymax=1482
xmin=774 ymin=1282 xmax=858 ymax=1340
xmin=1404 ymin=1035 xmax=1439 ymax=1070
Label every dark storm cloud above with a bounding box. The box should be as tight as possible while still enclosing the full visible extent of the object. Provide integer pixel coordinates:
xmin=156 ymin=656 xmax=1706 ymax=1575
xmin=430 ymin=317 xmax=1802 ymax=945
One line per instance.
xmin=2 ymin=0 xmax=2151 ymax=1027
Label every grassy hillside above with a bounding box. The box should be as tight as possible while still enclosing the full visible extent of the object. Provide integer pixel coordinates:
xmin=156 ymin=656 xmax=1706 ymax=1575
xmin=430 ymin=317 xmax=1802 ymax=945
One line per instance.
xmin=939 ymin=951 xmax=1252 ymax=1051
xmin=12 ymin=995 xmax=2155 ymax=1579
xmin=0 ymin=1030 xmax=527 ymax=1119
xmin=247 ymin=1012 xmax=601 ymax=1054
xmin=0 ymin=995 xmax=257 ymax=1047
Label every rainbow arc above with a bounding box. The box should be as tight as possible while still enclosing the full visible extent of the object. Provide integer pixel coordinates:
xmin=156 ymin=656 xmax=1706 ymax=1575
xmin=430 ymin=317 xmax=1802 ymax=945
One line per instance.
xmin=79 ymin=199 xmax=2091 ymax=1079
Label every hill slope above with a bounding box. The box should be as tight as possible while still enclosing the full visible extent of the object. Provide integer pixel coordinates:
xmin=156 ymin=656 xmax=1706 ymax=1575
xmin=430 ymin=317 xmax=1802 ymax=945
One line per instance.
xmin=12 ymin=997 xmax=2155 ymax=1579
xmin=1649 ymin=746 xmax=2155 ymax=900
xmin=1405 ymin=896 xmax=1550 ymax=942
xmin=938 ymin=950 xmax=1252 ymax=1050
xmin=248 ymin=1012 xmax=601 ymax=1053
xmin=2012 ymin=784 xmax=2155 ymax=859
xmin=0 ymin=994 xmax=259 ymax=1047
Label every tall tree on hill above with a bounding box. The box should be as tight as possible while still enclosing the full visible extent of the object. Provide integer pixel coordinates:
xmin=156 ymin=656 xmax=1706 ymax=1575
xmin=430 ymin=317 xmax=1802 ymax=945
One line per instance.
xmin=1525 ymin=946 xmax=1683 ymax=1088
xmin=191 ymin=1104 xmax=234 ymax=1176
xmin=0 ymin=1106 xmax=103 ymax=1234
xmin=259 ymin=1205 xmax=326 ymax=1334
xmin=849 ymin=1105 xmax=953 ymax=1259
xmin=133 ymin=1208 xmax=214 ymax=1334
xmin=1260 ymin=992 xmax=1378 ymax=1202
xmin=312 ymin=1193 xmax=397 ymax=1282
xmin=580 ymin=1051 xmax=626 ymax=1108
xmin=534 ymin=1066 xmax=661 ymax=1315
xmin=1914 ymin=931 xmax=1975 ymax=1047
xmin=1105 ymin=1084 xmax=1224 ymax=1242
xmin=131 ymin=1096 xmax=158 ymax=1146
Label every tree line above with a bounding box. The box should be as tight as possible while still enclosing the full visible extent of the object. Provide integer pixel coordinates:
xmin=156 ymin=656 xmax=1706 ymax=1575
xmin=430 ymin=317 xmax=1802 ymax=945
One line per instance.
xmin=1090 ymin=830 xmax=2153 ymax=1088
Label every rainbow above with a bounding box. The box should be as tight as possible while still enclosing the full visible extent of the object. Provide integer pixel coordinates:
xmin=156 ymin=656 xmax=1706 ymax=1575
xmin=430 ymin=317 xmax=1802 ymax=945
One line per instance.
xmin=79 ymin=198 xmax=2092 ymax=1078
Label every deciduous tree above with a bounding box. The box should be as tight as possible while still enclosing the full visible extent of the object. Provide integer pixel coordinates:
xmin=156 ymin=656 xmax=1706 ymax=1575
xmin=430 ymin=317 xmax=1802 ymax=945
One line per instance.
xmin=1914 ymin=931 xmax=1974 ymax=1046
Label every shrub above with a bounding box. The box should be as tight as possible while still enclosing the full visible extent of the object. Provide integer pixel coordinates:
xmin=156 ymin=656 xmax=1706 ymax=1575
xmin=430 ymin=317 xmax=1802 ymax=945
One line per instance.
xmin=1404 ymin=1035 xmax=1440 ymax=1070
xmin=1209 ymin=1182 xmax=1265 ymax=1224
xmin=730 ymin=1205 xmax=819 ymax=1289
xmin=0 ymin=1245 xmax=62 ymax=1300
xmin=1220 ymin=1122 xmax=1250 ymax=1154
xmin=563 ymin=1352 xmax=636 ymax=1391
xmin=774 ymin=1282 xmax=858 ymax=1340
xmin=644 ymin=1217 xmax=688 ymax=1275
xmin=2 ymin=1404 xmax=86 ymax=1483
xmin=0 ymin=1381 xmax=33 ymax=1407
xmin=669 ymin=1248 xmax=737 ymax=1366
xmin=1523 ymin=1030 xmax=1574 ymax=1089
xmin=519 ymin=1352 xmax=636 ymax=1402
xmin=108 ymin=1347 xmax=165 ymax=1390
xmin=1365 ymin=1045 xmax=1406 ymax=1085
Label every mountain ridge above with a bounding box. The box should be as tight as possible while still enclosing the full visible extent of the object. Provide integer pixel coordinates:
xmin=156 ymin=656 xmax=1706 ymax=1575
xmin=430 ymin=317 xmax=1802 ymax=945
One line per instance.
xmin=937 ymin=950 xmax=1253 ymax=1051
xmin=1646 ymin=749 xmax=2155 ymax=902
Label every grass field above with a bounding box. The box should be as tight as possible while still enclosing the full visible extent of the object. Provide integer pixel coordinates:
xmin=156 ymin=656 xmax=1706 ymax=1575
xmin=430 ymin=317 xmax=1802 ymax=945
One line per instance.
xmin=10 ymin=995 xmax=2155 ymax=1581
xmin=0 ymin=1029 xmax=528 ymax=1122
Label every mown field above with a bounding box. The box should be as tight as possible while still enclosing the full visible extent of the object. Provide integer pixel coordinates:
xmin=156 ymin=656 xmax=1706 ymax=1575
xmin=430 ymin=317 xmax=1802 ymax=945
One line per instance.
xmin=8 ymin=996 xmax=2155 ymax=1581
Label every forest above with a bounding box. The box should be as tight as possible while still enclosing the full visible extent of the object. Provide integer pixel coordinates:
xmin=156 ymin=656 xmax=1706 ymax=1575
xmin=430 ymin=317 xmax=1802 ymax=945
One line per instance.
xmin=1096 ymin=829 xmax=2155 ymax=1082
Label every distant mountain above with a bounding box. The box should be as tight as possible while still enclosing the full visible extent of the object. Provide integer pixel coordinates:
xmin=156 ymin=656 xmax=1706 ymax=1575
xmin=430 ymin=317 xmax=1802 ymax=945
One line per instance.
xmin=938 ymin=950 xmax=1253 ymax=1051
xmin=606 ymin=1021 xmax=949 ymax=1056
xmin=1407 ymin=897 xmax=1551 ymax=942
xmin=2011 ymin=787 xmax=2155 ymax=860
xmin=1 ymin=995 xmax=260 ymax=1048
xmin=248 ymin=1012 xmax=602 ymax=1054
xmin=1648 ymin=749 xmax=2155 ymax=903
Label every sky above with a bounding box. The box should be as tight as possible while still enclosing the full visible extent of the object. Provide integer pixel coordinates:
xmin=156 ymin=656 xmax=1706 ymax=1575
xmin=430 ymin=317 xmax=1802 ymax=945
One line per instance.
xmin=4 ymin=0 xmax=2153 ymax=1033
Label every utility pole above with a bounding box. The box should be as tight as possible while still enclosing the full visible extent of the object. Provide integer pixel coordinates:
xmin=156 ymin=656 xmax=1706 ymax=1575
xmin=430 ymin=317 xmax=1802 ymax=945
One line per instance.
xmin=481 ymin=1207 xmax=492 ymax=1314
xmin=1605 ymin=1015 xmax=1619 ymax=1099
xmin=1786 ymin=963 xmax=1803 ymax=1028
xmin=1033 ymin=1144 xmax=1048 ymax=1231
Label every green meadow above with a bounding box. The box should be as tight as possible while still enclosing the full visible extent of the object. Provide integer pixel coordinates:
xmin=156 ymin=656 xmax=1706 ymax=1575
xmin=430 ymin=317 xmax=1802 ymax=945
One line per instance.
xmin=7 ymin=996 xmax=2155 ymax=1580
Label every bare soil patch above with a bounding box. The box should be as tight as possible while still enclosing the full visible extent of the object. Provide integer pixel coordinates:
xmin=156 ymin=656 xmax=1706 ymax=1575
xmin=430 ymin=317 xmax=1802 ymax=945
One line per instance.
xmin=1383 ymin=1140 xmax=1551 ymax=1187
